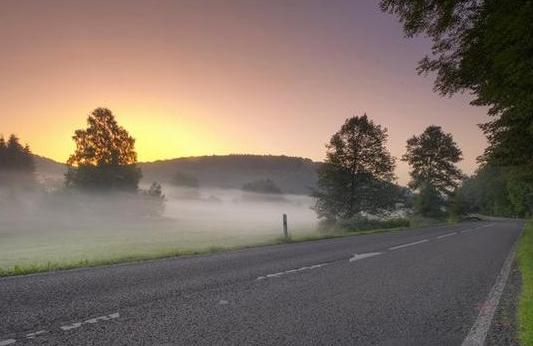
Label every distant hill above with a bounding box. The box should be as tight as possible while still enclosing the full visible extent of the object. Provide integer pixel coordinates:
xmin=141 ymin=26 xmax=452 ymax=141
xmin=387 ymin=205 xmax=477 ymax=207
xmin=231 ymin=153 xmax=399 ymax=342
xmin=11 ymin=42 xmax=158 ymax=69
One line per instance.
xmin=33 ymin=155 xmax=66 ymax=179
xmin=31 ymin=154 xmax=321 ymax=194
xmin=140 ymin=155 xmax=320 ymax=195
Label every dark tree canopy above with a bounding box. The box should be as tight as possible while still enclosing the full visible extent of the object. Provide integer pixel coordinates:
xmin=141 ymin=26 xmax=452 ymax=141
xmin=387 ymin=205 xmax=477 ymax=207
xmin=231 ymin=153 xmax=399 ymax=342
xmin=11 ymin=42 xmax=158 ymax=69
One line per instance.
xmin=314 ymin=114 xmax=397 ymax=221
xmin=403 ymin=125 xmax=463 ymax=196
xmin=66 ymin=108 xmax=142 ymax=190
xmin=380 ymin=0 xmax=533 ymax=169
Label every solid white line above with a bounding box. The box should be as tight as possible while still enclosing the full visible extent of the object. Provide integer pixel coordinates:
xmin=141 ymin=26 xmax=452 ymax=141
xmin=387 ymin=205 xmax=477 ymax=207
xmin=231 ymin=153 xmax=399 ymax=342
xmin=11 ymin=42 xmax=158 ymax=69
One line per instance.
xmin=389 ymin=239 xmax=428 ymax=250
xmin=349 ymin=252 xmax=382 ymax=262
xmin=461 ymin=237 xmax=519 ymax=346
xmin=437 ymin=232 xmax=457 ymax=239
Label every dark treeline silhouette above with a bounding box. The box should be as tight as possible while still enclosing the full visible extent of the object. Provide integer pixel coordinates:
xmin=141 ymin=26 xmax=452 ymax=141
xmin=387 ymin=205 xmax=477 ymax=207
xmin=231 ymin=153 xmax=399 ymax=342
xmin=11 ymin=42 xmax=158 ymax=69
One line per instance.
xmin=242 ymin=178 xmax=282 ymax=194
xmin=0 ymin=134 xmax=35 ymax=186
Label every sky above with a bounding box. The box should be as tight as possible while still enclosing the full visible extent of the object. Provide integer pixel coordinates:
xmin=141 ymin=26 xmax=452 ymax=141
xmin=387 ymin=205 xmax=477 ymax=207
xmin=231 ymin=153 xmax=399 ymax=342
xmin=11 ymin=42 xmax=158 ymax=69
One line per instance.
xmin=0 ymin=0 xmax=490 ymax=184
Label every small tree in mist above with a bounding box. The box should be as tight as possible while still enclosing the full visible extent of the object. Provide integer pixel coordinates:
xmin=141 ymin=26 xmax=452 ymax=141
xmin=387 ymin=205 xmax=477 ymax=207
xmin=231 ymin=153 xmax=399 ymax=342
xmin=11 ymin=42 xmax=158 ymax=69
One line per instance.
xmin=242 ymin=178 xmax=282 ymax=194
xmin=313 ymin=114 xmax=397 ymax=222
xmin=172 ymin=171 xmax=199 ymax=188
xmin=66 ymin=108 xmax=142 ymax=191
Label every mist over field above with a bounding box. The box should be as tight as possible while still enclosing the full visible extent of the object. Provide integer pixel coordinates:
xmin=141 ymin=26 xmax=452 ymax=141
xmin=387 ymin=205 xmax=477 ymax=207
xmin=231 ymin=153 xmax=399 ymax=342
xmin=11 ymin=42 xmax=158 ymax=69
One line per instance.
xmin=0 ymin=183 xmax=318 ymax=271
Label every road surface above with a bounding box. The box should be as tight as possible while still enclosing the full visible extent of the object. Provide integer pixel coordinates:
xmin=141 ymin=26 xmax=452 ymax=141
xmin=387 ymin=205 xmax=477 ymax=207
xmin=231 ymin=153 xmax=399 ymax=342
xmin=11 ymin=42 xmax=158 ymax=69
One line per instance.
xmin=0 ymin=221 xmax=523 ymax=345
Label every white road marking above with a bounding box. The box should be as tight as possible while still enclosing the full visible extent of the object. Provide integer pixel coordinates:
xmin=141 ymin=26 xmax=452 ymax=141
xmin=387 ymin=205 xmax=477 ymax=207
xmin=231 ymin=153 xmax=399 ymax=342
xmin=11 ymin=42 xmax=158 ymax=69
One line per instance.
xmin=256 ymin=263 xmax=329 ymax=280
xmin=60 ymin=322 xmax=82 ymax=331
xmin=25 ymin=330 xmax=47 ymax=339
xmin=349 ymin=252 xmax=382 ymax=262
xmin=462 ymin=235 xmax=519 ymax=346
xmin=437 ymin=232 xmax=457 ymax=239
xmin=389 ymin=239 xmax=428 ymax=250
xmin=219 ymin=300 xmax=229 ymax=305
xmin=0 ymin=339 xmax=16 ymax=345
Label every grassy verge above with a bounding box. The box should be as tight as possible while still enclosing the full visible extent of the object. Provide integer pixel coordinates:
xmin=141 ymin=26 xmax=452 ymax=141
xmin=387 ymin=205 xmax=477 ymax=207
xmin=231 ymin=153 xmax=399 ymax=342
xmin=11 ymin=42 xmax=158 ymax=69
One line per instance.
xmin=518 ymin=220 xmax=533 ymax=345
xmin=0 ymin=218 xmax=455 ymax=279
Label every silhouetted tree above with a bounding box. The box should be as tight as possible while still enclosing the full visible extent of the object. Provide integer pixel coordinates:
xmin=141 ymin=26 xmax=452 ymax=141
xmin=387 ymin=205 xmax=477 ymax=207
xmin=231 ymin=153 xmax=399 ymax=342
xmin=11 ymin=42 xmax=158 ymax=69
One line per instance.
xmin=65 ymin=108 xmax=142 ymax=190
xmin=314 ymin=114 xmax=397 ymax=221
xmin=403 ymin=126 xmax=463 ymax=198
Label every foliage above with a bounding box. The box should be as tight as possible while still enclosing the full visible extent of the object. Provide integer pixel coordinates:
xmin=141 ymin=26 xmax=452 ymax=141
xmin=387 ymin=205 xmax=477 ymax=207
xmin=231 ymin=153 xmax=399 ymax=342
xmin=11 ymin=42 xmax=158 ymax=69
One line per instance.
xmin=172 ymin=171 xmax=199 ymax=188
xmin=313 ymin=114 xmax=398 ymax=221
xmin=518 ymin=220 xmax=533 ymax=346
xmin=242 ymin=178 xmax=282 ymax=194
xmin=337 ymin=215 xmax=410 ymax=232
xmin=0 ymin=134 xmax=35 ymax=186
xmin=414 ymin=183 xmax=446 ymax=218
xmin=381 ymin=0 xmax=533 ymax=217
xmin=66 ymin=108 xmax=142 ymax=191
xmin=403 ymin=125 xmax=464 ymax=196
xmin=453 ymin=165 xmax=532 ymax=217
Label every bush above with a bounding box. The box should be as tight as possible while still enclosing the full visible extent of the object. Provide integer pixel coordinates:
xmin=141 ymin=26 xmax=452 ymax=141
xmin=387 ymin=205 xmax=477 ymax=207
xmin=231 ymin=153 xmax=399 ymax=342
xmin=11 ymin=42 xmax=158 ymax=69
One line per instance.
xmin=336 ymin=215 xmax=410 ymax=232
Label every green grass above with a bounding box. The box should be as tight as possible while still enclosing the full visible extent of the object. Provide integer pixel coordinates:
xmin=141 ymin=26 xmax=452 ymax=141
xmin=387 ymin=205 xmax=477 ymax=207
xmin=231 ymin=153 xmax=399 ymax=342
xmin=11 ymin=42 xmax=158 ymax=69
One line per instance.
xmin=0 ymin=216 xmax=456 ymax=278
xmin=518 ymin=220 xmax=533 ymax=345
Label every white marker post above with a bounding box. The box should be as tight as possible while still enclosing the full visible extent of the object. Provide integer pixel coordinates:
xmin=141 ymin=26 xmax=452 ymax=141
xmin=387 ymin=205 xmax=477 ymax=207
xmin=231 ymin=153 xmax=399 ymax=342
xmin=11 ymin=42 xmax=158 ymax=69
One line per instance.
xmin=283 ymin=213 xmax=289 ymax=239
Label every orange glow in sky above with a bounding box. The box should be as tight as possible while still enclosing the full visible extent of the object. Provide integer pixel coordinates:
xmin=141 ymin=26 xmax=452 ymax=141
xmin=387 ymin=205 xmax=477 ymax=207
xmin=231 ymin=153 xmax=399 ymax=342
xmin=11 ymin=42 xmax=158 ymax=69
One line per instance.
xmin=0 ymin=0 xmax=489 ymax=184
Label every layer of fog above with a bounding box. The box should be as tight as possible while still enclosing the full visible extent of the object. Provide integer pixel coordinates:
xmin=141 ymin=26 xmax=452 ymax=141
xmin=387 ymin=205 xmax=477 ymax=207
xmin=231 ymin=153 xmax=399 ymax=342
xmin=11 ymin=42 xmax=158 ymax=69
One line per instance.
xmin=0 ymin=183 xmax=318 ymax=268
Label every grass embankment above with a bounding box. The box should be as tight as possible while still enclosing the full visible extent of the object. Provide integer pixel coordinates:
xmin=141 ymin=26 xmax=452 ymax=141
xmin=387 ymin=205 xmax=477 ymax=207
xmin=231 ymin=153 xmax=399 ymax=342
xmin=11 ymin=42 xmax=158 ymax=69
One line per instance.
xmin=0 ymin=217 xmax=452 ymax=278
xmin=518 ymin=220 xmax=533 ymax=345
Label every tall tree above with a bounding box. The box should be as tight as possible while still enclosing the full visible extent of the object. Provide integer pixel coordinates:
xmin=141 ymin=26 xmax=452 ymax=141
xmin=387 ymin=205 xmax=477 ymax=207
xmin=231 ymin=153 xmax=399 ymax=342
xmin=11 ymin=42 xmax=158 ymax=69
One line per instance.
xmin=66 ymin=108 xmax=142 ymax=190
xmin=380 ymin=0 xmax=533 ymax=169
xmin=314 ymin=114 xmax=397 ymax=221
xmin=403 ymin=125 xmax=463 ymax=196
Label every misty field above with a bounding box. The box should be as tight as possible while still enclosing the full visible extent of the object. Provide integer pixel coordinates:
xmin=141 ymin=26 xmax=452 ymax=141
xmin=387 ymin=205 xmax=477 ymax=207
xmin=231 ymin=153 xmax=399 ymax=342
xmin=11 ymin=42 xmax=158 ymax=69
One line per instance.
xmin=0 ymin=186 xmax=318 ymax=273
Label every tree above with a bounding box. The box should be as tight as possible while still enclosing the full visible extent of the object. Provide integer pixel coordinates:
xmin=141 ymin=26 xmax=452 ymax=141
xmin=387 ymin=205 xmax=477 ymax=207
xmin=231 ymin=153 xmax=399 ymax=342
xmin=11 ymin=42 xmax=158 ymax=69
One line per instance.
xmin=66 ymin=108 xmax=142 ymax=190
xmin=381 ymin=0 xmax=533 ymax=186
xmin=403 ymin=126 xmax=464 ymax=197
xmin=313 ymin=114 xmax=397 ymax=221
xmin=414 ymin=182 xmax=445 ymax=218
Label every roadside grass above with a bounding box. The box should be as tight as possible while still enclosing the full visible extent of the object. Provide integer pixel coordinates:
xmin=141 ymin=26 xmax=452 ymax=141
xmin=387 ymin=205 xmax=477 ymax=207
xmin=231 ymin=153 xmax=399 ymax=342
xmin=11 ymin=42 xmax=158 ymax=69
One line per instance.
xmin=518 ymin=220 xmax=533 ymax=346
xmin=0 ymin=217 xmax=457 ymax=279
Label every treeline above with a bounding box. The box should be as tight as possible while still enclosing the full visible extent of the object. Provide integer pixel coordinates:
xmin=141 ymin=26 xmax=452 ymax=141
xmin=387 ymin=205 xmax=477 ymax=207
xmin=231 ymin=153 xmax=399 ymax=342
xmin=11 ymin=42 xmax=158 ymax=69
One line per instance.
xmin=313 ymin=115 xmax=464 ymax=227
xmin=379 ymin=0 xmax=532 ymax=218
xmin=0 ymin=135 xmax=35 ymax=187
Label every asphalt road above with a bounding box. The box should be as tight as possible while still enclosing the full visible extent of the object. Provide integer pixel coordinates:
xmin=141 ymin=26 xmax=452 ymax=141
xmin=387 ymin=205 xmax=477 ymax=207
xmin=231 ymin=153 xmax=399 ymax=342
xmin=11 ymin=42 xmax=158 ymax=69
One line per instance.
xmin=0 ymin=221 xmax=523 ymax=345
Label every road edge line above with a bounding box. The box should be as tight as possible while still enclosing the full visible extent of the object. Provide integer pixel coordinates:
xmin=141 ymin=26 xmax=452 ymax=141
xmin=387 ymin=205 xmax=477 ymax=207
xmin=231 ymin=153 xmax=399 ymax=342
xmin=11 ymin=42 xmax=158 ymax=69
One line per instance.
xmin=461 ymin=229 xmax=521 ymax=346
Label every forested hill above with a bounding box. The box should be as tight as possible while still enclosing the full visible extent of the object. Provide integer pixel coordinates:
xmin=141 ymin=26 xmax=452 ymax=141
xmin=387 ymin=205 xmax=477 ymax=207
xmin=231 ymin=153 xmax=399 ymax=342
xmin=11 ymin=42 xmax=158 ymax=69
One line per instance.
xmin=139 ymin=155 xmax=320 ymax=195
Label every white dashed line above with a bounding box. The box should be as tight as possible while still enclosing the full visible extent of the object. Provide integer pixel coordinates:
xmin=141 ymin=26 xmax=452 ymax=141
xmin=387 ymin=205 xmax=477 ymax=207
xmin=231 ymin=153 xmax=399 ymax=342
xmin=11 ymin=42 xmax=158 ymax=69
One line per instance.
xmin=462 ymin=234 xmax=519 ymax=346
xmin=0 ymin=339 xmax=16 ymax=345
xmin=389 ymin=239 xmax=429 ymax=250
xmin=60 ymin=322 xmax=82 ymax=331
xmin=349 ymin=252 xmax=382 ymax=262
xmin=256 ymin=263 xmax=329 ymax=280
xmin=25 ymin=330 xmax=47 ymax=339
xmin=437 ymin=232 xmax=457 ymax=239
